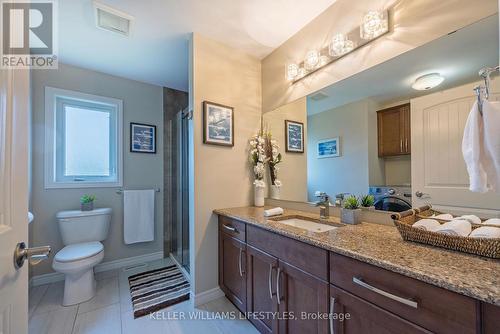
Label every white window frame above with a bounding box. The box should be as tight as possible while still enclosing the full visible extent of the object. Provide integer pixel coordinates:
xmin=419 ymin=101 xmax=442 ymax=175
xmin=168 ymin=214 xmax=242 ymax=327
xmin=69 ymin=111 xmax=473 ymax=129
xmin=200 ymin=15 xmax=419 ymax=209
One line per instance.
xmin=44 ymin=86 xmax=123 ymax=189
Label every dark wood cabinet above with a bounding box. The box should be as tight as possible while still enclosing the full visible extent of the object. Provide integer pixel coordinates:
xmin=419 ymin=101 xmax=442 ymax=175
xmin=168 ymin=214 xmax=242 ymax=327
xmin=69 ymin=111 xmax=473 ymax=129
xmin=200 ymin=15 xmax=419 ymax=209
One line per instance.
xmin=219 ymin=230 xmax=247 ymax=311
xmin=246 ymin=245 xmax=279 ymax=334
xmin=277 ymin=261 xmax=329 ymax=334
xmin=330 ymin=286 xmax=430 ymax=334
xmin=377 ymin=103 xmax=411 ymax=156
xmin=482 ymin=302 xmax=500 ymax=334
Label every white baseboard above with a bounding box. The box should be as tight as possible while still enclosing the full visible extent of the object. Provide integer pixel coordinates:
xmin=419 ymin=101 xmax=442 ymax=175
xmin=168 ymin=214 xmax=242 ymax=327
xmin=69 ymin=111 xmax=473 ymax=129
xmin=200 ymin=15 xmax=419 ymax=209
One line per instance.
xmin=30 ymin=251 xmax=164 ymax=287
xmin=193 ymin=287 xmax=225 ymax=306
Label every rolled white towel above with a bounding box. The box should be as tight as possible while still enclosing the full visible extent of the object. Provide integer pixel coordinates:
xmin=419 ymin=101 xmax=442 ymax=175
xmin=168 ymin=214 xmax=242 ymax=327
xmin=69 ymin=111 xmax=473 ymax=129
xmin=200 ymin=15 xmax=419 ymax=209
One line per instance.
xmin=264 ymin=207 xmax=284 ymax=217
xmin=412 ymin=219 xmax=441 ymax=232
xmin=469 ymin=226 xmax=500 ymax=239
xmin=435 ymin=219 xmax=472 ymax=237
xmin=482 ymin=218 xmax=500 ymax=226
xmin=432 ymin=213 xmax=454 ymax=221
xmin=459 ymin=215 xmax=481 ymax=225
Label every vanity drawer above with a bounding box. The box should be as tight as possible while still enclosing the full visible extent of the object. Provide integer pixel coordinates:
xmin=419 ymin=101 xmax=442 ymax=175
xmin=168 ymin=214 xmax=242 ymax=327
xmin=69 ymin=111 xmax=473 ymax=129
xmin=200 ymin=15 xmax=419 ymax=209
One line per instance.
xmin=247 ymin=224 xmax=328 ymax=280
xmin=219 ymin=216 xmax=246 ymax=242
xmin=330 ymin=253 xmax=479 ymax=334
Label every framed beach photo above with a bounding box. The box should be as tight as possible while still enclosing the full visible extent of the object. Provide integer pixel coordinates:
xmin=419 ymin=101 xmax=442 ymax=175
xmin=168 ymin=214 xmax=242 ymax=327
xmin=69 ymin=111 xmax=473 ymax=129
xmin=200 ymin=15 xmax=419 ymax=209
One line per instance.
xmin=285 ymin=120 xmax=304 ymax=153
xmin=317 ymin=137 xmax=341 ymax=158
xmin=130 ymin=123 xmax=156 ymax=153
xmin=203 ymin=101 xmax=234 ymax=146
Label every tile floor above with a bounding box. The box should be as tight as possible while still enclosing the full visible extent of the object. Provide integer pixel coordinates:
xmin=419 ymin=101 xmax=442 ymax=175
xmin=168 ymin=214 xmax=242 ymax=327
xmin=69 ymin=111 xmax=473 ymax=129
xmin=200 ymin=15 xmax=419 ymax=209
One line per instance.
xmin=29 ymin=258 xmax=259 ymax=334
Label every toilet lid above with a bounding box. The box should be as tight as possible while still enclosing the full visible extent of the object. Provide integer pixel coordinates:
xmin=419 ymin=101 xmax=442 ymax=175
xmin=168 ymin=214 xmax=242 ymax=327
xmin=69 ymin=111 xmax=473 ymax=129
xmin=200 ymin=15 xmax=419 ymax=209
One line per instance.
xmin=55 ymin=242 xmax=103 ymax=263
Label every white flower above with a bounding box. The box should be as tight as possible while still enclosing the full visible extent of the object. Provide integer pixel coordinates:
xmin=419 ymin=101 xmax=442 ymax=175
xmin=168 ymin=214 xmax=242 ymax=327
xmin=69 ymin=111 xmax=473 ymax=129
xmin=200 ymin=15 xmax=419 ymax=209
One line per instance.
xmin=253 ymin=180 xmax=266 ymax=188
xmin=254 ymin=163 xmax=265 ymax=176
xmin=274 ymin=180 xmax=282 ymax=187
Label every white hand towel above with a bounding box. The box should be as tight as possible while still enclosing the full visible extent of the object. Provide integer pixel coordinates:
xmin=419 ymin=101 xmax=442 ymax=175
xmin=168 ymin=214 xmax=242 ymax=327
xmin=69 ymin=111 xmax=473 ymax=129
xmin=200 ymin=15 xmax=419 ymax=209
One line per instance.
xmin=469 ymin=226 xmax=500 ymax=239
xmin=462 ymin=101 xmax=488 ymax=192
xmin=459 ymin=215 xmax=481 ymax=225
xmin=483 ymin=218 xmax=500 ymax=226
xmin=482 ymin=101 xmax=500 ymax=192
xmin=124 ymin=190 xmax=155 ymax=244
xmin=264 ymin=207 xmax=284 ymax=217
xmin=412 ymin=219 xmax=441 ymax=232
xmin=431 ymin=213 xmax=454 ymax=221
xmin=435 ymin=219 xmax=471 ymax=237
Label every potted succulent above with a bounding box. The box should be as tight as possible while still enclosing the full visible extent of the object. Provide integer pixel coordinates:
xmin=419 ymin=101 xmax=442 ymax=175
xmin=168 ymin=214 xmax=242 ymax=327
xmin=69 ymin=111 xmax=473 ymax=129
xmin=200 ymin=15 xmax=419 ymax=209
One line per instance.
xmin=341 ymin=195 xmax=361 ymax=225
xmin=80 ymin=194 xmax=96 ymax=211
xmin=360 ymin=194 xmax=375 ymax=210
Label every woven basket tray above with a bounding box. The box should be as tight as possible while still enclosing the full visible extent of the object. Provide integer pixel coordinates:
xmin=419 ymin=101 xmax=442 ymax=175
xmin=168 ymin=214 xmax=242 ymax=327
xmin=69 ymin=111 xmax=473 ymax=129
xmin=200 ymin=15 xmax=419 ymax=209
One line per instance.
xmin=392 ymin=205 xmax=500 ymax=259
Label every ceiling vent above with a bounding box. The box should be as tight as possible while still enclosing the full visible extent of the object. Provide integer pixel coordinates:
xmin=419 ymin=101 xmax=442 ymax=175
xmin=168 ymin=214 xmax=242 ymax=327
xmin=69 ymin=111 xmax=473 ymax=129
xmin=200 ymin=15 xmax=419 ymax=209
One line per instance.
xmin=309 ymin=92 xmax=329 ymax=101
xmin=94 ymin=1 xmax=133 ymax=36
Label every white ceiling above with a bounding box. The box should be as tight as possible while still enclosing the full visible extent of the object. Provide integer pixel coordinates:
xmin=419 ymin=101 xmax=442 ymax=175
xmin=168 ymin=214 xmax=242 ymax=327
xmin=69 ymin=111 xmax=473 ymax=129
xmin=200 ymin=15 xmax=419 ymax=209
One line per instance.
xmin=58 ymin=0 xmax=338 ymax=91
xmin=308 ymin=15 xmax=499 ymax=115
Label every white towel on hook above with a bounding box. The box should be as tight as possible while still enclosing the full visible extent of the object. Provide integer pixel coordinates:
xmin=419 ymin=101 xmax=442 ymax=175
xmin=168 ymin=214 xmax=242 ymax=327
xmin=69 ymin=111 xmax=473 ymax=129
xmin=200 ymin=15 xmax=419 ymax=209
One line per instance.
xmin=124 ymin=190 xmax=155 ymax=244
xmin=482 ymin=100 xmax=500 ymax=192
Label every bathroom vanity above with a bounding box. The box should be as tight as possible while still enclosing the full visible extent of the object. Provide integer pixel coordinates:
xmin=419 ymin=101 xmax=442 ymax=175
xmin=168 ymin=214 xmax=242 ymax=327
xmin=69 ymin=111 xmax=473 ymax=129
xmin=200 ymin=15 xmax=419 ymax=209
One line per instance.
xmin=215 ymin=207 xmax=500 ymax=334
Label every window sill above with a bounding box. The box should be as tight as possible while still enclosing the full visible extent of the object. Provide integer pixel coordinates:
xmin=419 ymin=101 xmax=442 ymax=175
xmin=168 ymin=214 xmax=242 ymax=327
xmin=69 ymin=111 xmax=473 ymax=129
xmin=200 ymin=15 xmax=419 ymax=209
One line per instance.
xmin=44 ymin=181 xmax=123 ymax=189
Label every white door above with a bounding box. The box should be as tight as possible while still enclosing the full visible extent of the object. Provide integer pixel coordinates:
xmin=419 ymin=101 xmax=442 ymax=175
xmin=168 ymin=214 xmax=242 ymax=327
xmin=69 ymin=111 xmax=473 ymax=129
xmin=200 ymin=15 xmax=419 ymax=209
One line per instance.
xmin=0 ymin=68 xmax=30 ymax=334
xmin=412 ymin=79 xmax=500 ymax=216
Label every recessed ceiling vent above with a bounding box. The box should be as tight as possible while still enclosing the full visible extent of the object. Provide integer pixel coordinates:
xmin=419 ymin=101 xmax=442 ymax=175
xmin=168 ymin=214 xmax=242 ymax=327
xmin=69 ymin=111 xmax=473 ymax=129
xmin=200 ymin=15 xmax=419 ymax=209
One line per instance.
xmin=309 ymin=92 xmax=329 ymax=101
xmin=94 ymin=1 xmax=133 ymax=36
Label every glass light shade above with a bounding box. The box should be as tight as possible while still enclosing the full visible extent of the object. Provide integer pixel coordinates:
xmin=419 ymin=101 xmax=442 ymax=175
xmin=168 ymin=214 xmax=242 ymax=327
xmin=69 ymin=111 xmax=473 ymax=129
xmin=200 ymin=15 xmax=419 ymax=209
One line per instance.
xmin=360 ymin=10 xmax=388 ymax=40
xmin=296 ymin=67 xmax=307 ymax=79
xmin=318 ymin=55 xmax=330 ymax=67
xmin=286 ymin=63 xmax=299 ymax=80
xmin=304 ymin=50 xmax=320 ymax=70
xmin=411 ymin=73 xmax=445 ymax=90
xmin=329 ymin=33 xmax=355 ymax=57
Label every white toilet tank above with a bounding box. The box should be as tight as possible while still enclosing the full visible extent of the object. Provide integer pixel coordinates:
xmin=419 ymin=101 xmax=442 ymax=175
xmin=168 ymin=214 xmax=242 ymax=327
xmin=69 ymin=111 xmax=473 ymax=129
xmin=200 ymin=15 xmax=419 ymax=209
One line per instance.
xmin=56 ymin=208 xmax=112 ymax=245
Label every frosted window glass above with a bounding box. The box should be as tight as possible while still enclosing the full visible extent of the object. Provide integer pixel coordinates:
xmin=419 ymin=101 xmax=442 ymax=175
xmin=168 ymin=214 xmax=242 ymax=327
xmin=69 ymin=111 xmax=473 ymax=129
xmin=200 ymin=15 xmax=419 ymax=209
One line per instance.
xmin=64 ymin=106 xmax=111 ymax=176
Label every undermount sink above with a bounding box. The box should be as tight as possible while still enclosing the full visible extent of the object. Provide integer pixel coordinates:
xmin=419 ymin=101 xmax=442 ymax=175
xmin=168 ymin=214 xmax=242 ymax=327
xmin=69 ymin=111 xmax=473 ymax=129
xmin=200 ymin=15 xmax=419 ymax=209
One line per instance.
xmin=270 ymin=216 xmax=340 ymax=233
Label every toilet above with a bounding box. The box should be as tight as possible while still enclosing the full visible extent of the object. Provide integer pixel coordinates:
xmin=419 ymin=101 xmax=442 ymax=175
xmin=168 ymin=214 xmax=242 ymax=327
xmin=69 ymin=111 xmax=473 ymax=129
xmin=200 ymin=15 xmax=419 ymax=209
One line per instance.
xmin=52 ymin=208 xmax=112 ymax=306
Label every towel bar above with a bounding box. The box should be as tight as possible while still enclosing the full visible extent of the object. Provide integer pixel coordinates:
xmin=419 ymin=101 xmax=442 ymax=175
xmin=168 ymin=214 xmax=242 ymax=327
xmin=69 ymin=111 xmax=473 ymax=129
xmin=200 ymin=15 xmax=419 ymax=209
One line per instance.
xmin=115 ymin=188 xmax=161 ymax=194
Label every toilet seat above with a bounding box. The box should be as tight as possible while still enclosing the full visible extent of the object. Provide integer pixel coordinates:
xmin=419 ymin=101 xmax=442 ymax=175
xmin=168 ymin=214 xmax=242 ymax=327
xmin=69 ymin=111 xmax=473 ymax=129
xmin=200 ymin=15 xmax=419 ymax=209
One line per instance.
xmin=55 ymin=242 xmax=103 ymax=263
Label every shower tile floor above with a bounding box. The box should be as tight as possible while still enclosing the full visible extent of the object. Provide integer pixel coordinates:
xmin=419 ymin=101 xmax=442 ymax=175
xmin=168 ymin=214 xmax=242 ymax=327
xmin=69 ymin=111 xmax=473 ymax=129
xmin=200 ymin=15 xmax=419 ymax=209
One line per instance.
xmin=29 ymin=258 xmax=258 ymax=334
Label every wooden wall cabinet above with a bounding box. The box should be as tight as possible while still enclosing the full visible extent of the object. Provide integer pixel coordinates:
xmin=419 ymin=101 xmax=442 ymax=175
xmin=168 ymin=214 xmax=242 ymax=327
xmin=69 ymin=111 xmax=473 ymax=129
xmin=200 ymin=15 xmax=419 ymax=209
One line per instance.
xmin=377 ymin=103 xmax=411 ymax=156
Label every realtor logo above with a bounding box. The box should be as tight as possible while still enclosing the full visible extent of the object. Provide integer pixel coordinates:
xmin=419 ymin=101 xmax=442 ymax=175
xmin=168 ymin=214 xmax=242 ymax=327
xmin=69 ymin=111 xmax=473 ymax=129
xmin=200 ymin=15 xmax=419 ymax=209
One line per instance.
xmin=1 ymin=0 xmax=58 ymax=68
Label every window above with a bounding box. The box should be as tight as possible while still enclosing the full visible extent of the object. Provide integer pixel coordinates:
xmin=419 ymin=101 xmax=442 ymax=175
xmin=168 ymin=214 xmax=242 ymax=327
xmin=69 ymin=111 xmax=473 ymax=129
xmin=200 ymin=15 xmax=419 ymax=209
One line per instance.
xmin=45 ymin=87 xmax=123 ymax=188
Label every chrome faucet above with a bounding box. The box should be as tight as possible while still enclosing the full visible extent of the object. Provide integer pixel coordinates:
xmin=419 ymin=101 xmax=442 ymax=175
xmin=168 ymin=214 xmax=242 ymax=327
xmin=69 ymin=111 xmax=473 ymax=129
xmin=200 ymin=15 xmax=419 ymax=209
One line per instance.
xmin=313 ymin=191 xmax=331 ymax=219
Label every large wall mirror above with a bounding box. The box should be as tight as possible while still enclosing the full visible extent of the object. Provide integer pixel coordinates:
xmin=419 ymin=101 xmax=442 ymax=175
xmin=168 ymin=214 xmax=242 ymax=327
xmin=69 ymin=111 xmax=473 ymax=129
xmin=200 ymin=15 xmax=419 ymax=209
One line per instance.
xmin=263 ymin=15 xmax=500 ymax=213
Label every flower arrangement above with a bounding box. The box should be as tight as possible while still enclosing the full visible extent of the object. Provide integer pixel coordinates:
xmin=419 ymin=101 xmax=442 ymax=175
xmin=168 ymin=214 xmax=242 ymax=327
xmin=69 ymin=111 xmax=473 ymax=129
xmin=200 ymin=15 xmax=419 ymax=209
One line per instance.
xmin=265 ymin=132 xmax=282 ymax=188
xmin=249 ymin=133 xmax=268 ymax=188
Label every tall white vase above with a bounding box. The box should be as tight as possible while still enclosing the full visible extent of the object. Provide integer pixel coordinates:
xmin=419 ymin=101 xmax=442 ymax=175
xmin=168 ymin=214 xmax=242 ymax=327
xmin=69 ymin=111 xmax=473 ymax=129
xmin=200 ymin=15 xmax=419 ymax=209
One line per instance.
xmin=254 ymin=185 xmax=265 ymax=207
xmin=270 ymin=185 xmax=281 ymax=199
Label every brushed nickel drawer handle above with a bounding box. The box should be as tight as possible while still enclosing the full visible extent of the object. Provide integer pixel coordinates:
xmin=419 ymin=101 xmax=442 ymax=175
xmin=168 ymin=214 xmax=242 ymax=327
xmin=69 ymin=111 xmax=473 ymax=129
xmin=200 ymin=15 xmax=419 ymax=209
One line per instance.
xmin=238 ymin=248 xmax=245 ymax=277
xmin=268 ymin=264 xmax=276 ymax=300
xmin=223 ymin=225 xmax=238 ymax=233
xmin=353 ymin=277 xmax=418 ymax=309
xmin=276 ymin=268 xmax=282 ymax=305
xmin=329 ymin=297 xmax=335 ymax=334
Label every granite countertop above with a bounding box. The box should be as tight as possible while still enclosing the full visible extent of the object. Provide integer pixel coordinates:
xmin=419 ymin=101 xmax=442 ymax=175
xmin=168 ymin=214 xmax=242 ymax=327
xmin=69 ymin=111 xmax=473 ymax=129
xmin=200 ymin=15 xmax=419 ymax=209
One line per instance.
xmin=214 ymin=206 xmax=500 ymax=306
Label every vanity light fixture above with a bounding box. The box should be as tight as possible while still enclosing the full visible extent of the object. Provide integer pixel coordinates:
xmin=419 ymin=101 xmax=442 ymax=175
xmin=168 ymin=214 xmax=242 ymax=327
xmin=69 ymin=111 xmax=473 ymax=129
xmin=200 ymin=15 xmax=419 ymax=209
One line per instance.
xmin=329 ymin=33 xmax=355 ymax=57
xmin=286 ymin=9 xmax=390 ymax=83
xmin=360 ymin=10 xmax=388 ymax=40
xmin=412 ymin=73 xmax=445 ymax=90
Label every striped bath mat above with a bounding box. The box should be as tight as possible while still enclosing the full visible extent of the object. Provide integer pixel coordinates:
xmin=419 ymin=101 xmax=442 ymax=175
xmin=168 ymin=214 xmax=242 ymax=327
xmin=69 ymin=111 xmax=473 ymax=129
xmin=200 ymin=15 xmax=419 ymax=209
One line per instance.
xmin=128 ymin=265 xmax=190 ymax=318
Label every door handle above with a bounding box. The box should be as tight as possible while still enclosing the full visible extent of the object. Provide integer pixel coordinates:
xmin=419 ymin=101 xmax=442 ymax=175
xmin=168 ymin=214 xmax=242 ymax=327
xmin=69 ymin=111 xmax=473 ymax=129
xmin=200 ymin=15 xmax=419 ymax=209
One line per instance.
xmin=353 ymin=277 xmax=418 ymax=308
xmin=276 ymin=268 xmax=282 ymax=305
xmin=268 ymin=264 xmax=276 ymax=300
xmin=238 ymin=248 xmax=245 ymax=277
xmin=14 ymin=242 xmax=51 ymax=269
xmin=415 ymin=191 xmax=429 ymax=198
xmin=405 ymin=138 xmax=408 ymax=152
xmin=329 ymin=297 xmax=336 ymax=334
xmin=400 ymin=139 xmax=403 ymax=153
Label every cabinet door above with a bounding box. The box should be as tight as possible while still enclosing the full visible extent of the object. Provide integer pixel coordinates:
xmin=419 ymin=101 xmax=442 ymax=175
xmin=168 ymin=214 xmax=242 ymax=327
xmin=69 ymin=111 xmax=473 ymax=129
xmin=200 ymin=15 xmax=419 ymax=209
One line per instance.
xmin=246 ymin=245 xmax=279 ymax=334
xmin=219 ymin=231 xmax=246 ymax=312
xmin=278 ymin=261 xmax=329 ymax=334
xmin=482 ymin=302 xmax=500 ymax=334
xmin=330 ymin=286 xmax=431 ymax=334
xmin=377 ymin=104 xmax=410 ymax=157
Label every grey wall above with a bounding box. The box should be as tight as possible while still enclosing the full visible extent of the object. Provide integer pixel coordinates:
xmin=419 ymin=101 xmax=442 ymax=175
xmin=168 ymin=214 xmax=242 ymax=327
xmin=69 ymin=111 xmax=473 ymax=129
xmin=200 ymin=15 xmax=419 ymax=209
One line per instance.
xmin=30 ymin=63 xmax=164 ymax=276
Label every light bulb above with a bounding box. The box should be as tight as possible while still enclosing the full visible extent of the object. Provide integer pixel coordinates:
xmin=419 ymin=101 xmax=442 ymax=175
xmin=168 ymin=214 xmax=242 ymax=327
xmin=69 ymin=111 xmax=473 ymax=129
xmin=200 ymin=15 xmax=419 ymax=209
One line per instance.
xmin=329 ymin=33 xmax=355 ymax=57
xmin=286 ymin=63 xmax=299 ymax=81
xmin=304 ymin=50 xmax=320 ymax=70
xmin=360 ymin=10 xmax=388 ymax=40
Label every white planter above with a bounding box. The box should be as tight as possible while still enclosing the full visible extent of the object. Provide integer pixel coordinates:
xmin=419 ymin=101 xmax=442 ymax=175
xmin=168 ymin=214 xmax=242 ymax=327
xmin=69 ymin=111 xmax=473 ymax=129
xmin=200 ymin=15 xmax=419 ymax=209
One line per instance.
xmin=269 ymin=185 xmax=281 ymax=199
xmin=341 ymin=208 xmax=361 ymax=225
xmin=254 ymin=186 xmax=265 ymax=207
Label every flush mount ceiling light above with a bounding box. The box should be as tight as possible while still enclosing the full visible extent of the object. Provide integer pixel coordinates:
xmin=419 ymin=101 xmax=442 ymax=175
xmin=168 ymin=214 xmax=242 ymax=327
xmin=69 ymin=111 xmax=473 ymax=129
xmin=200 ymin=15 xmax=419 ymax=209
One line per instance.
xmin=360 ymin=10 xmax=388 ymax=40
xmin=412 ymin=73 xmax=445 ymax=90
xmin=286 ymin=9 xmax=390 ymax=83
